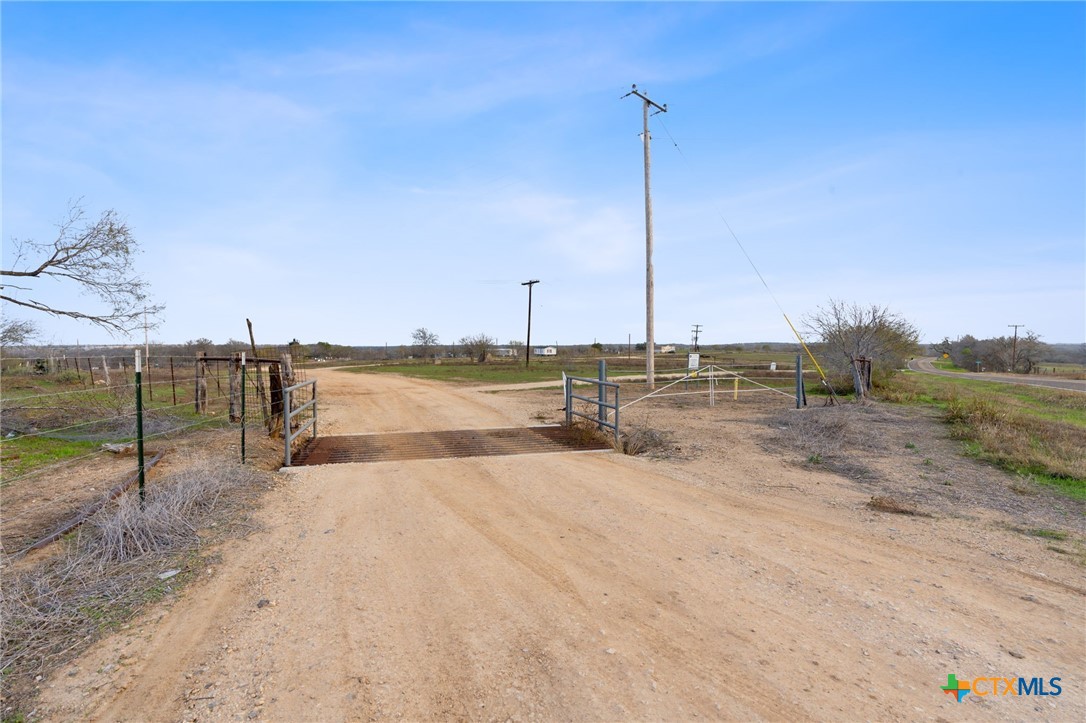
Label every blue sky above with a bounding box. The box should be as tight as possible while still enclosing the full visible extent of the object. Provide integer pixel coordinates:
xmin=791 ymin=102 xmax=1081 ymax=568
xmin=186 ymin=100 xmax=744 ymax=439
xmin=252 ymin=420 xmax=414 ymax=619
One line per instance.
xmin=3 ymin=1 xmax=1084 ymax=348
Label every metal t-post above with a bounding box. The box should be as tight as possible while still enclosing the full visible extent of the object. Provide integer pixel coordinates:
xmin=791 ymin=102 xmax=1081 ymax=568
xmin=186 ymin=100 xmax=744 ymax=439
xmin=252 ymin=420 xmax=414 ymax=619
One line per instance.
xmin=241 ymin=352 xmax=247 ymax=464
xmin=135 ymin=350 xmax=145 ymax=504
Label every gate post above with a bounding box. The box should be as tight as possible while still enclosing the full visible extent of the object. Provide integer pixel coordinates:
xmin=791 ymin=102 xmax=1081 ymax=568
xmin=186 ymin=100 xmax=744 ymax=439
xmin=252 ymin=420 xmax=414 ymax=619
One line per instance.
xmin=795 ymin=354 xmax=806 ymax=408
xmin=597 ymin=360 xmax=607 ymax=430
xmin=564 ymin=373 xmax=572 ymax=426
xmin=283 ymin=385 xmax=292 ymax=467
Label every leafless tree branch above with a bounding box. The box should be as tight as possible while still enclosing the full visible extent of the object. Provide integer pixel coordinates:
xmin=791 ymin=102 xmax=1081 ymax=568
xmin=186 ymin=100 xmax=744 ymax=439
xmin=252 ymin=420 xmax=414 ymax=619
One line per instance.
xmin=1 ymin=201 xmax=163 ymax=335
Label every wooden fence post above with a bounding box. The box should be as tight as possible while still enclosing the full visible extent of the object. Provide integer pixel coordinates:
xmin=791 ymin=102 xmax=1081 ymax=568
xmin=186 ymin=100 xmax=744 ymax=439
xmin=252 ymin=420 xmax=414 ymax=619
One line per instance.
xmin=268 ymin=362 xmax=284 ymax=437
xmin=229 ymin=353 xmax=242 ymax=422
xmin=280 ymin=352 xmax=297 ymax=432
xmin=195 ymin=352 xmax=209 ymax=414
xmin=102 ymin=355 xmax=111 ymax=386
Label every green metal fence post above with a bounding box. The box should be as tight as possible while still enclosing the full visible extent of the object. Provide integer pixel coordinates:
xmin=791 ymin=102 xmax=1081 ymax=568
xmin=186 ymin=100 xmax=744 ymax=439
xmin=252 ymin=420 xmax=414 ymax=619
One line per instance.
xmin=135 ymin=350 xmax=146 ymax=504
xmin=241 ymin=352 xmax=247 ymax=464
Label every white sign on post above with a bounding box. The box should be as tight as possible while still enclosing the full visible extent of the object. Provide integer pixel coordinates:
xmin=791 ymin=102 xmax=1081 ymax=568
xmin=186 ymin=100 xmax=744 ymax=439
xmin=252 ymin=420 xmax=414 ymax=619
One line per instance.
xmin=687 ymin=353 xmax=700 ymax=370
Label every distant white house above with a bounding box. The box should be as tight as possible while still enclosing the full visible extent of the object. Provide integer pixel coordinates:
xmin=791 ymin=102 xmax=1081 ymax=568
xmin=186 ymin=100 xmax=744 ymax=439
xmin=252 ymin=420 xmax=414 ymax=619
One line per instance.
xmin=533 ymin=346 xmax=558 ymax=356
xmin=659 ymin=345 xmax=677 ymax=354
xmin=495 ymin=347 xmax=518 ymax=358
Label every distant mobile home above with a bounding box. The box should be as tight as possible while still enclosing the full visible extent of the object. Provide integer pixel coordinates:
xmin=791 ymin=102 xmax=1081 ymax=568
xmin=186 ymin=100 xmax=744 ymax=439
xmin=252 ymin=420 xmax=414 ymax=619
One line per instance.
xmin=533 ymin=346 xmax=558 ymax=356
xmin=494 ymin=347 xmax=517 ymax=358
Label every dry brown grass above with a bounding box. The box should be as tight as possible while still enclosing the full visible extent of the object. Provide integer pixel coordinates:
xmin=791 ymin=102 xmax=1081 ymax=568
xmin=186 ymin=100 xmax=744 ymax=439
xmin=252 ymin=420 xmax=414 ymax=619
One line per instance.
xmin=947 ymin=398 xmax=1086 ymax=481
xmin=772 ymin=403 xmax=887 ymax=459
xmin=620 ymin=427 xmax=677 ymax=457
xmin=866 ymin=495 xmax=930 ymax=517
xmin=879 ymin=375 xmax=1086 ymax=493
xmin=0 ymin=456 xmax=272 ymax=715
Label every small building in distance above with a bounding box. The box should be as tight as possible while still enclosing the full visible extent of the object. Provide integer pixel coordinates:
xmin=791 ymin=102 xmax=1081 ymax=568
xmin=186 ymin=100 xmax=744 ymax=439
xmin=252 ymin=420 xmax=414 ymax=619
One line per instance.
xmin=659 ymin=345 xmax=677 ymax=354
xmin=494 ymin=347 xmax=518 ymax=358
xmin=533 ymin=346 xmax=558 ymax=356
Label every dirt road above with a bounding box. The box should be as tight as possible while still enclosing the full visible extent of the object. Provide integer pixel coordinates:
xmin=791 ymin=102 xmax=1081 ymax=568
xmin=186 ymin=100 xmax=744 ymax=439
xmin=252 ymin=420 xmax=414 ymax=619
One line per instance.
xmin=38 ymin=369 xmax=1084 ymax=721
xmin=908 ymin=357 xmax=1086 ymax=393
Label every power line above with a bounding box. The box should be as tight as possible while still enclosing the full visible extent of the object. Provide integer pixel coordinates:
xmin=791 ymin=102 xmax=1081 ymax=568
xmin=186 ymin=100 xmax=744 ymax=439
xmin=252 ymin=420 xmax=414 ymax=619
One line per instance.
xmin=653 ymin=114 xmax=834 ymax=396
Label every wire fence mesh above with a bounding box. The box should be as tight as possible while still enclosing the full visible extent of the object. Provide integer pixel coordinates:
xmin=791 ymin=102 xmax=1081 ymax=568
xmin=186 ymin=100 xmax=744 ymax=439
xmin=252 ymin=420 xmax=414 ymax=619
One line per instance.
xmin=1 ymin=351 xmax=310 ymax=554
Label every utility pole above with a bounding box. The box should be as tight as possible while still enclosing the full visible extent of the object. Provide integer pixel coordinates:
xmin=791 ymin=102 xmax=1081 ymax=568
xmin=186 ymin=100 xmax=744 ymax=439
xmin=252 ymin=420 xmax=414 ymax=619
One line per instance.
xmin=691 ymin=324 xmax=702 ymax=352
xmin=1008 ymin=323 xmax=1024 ymax=372
xmin=624 ymin=84 xmax=667 ymax=389
xmin=522 ymin=280 xmax=540 ymax=368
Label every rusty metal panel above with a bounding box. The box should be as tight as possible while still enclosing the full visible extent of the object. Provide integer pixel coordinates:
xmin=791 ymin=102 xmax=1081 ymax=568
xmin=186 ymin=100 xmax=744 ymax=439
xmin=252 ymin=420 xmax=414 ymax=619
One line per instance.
xmin=292 ymin=426 xmax=611 ymax=466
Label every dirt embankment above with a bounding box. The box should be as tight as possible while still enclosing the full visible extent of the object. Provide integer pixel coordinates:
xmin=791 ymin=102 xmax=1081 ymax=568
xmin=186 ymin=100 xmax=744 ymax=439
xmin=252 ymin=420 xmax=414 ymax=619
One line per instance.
xmin=31 ymin=369 xmax=1085 ymax=721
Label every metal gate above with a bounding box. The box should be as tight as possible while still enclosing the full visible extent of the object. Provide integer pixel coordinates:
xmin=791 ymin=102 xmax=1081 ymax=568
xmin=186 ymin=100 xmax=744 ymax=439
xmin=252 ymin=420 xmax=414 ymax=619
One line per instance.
xmin=564 ymin=360 xmax=620 ymax=443
xmin=283 ymin=379 xmax=317 ymax=467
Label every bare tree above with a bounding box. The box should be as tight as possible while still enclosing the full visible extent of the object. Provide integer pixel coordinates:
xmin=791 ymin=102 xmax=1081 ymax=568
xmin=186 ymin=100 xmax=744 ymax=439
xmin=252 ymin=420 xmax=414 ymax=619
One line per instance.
xmin=948 ymin=331 xmax=1047 ymax=374
xmin=0 ymin=318 xmax=37 ymax=347
xmin=804 ymin=299 xmax=920 ymax=397
xmin=459 ymin=333 xmax=495 ymax=363
xmin=933 ymin=336 xmax=953 ymax=358
xmin=1 ymin=202 xmax=163 ymax=335
xmin=949 ymin=335 xmax=980 ymax=371
xmin=1013 ymin=330 xmax=1047 ymax=374
xmin=411 ymin=327 xmax=439 ymax=359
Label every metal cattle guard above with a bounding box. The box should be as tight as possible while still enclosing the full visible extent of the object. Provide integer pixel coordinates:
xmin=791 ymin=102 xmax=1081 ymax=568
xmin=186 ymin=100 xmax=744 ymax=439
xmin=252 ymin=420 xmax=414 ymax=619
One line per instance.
xmin=564 ymin=360 xmax=620 ymax=443
xmin=283 ymin=379 xmax=317 ymax=467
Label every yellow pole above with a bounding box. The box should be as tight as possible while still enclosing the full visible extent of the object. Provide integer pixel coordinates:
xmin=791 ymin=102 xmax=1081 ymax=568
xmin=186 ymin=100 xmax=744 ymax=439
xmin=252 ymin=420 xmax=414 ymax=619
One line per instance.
xmin=782 ymin=313 xmax=828 ymax=381
xmin=733 ymin=377 xmax=739 ymax=400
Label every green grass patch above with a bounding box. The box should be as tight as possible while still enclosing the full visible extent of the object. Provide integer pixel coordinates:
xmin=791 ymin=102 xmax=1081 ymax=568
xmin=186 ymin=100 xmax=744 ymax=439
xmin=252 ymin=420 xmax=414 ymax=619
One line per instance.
xmin=878 ymin=373 xmax=1086 ymax=499
xmin=1 ymin=367 xmax=239 ymax=479
xmin=1009 ymin=472 xmax=1086 ymax=501
xmin=0 ymin=436 xmax=101 ymax=481
xmin=343 ymin=358 xmax=680 ymax=385
xmin=932 ymin=359 xmax=968 ymax=372
xmin=1025 ymin=528 xmax=1069 ymax=541
xmin=343 ymin=357 xmax=805 ymax=388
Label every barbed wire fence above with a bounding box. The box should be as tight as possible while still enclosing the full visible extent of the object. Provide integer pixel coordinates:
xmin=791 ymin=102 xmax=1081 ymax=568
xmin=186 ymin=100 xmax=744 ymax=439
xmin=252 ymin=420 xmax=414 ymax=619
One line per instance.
xmin=0 ymin=350 xmax=313 ymax=555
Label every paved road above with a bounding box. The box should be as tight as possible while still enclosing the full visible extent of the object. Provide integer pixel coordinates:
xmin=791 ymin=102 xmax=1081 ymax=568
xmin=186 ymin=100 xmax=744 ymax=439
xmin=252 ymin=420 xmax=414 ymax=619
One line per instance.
xmin=908 ymin=357 xmax=1086 ymax=392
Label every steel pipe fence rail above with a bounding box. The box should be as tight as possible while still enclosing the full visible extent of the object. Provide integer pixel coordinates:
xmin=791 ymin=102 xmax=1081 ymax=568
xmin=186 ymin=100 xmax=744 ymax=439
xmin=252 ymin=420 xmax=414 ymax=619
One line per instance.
xmin=620 ymin=360 xmax=808 ymax=411
xmin=282 ymin=379 xmax=317 ymax=467
xmin=564 ymin=360 xmax=620 ymax=443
